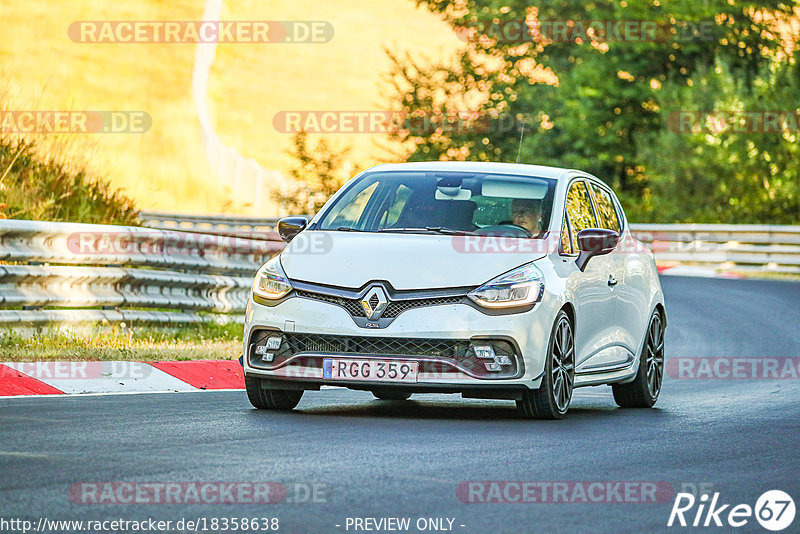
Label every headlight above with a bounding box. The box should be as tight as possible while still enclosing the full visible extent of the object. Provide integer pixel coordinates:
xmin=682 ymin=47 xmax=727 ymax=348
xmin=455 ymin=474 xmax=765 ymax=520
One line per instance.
xmin=252 ymin=256 xmax=293 ymax=300
xmin=468 ymin=262 xmax=544 ymax=308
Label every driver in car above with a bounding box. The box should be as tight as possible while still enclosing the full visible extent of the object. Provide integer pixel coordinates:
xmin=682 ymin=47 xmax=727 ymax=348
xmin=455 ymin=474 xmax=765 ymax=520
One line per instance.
xmin=510 ymin=198 xmax=543 ymax=236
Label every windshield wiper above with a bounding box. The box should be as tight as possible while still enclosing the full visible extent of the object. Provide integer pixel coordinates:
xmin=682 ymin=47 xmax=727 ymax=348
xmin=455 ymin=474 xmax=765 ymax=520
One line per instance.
xmin=425 ymin=226 xmax=479 ymax=235
xmin=379 ymin=227 xmax=478 ymax=236
xmin=335 ymin=226 xmax=365 ymax=232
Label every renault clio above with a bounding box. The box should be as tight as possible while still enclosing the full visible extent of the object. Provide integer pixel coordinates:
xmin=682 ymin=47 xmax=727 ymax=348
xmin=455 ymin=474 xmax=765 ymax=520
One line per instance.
xmin=242 ymin=162 xmax=665 ymax=419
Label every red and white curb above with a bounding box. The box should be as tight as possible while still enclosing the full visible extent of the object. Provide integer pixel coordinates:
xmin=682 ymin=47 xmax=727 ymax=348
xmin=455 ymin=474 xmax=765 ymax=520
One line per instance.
xmin=0 ymin=360 xmax=244 ymax=397
xmin=657 ymin=265 xmax=743 ymax=278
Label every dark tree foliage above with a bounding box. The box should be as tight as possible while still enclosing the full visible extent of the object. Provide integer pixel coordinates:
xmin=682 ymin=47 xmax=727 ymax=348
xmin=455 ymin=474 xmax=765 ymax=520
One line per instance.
xmin=388 ymin=0 xmax=799 ymax=223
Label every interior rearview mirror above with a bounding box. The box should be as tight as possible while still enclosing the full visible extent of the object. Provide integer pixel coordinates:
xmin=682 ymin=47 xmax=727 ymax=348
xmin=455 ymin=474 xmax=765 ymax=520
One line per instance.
xmin=576 ymin=228 xmax=619 ymax=271
xmin=278 ymin=216 xmax=308 ymax=242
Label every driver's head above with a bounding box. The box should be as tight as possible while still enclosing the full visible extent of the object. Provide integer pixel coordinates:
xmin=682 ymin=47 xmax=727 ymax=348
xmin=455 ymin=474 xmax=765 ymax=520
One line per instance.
xmin=511 ymin=198 xmax=543 ymax=234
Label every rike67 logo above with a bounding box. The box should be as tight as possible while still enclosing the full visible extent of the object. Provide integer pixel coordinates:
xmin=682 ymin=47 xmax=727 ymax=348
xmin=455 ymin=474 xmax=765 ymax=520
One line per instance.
xmin=668 ymin=490 xmax=795 ymax=531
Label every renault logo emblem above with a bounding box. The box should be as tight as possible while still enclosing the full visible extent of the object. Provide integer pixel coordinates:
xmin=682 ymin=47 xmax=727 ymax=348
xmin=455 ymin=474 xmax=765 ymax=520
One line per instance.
xmin=361 ymin=286 xmax=389 ymax=320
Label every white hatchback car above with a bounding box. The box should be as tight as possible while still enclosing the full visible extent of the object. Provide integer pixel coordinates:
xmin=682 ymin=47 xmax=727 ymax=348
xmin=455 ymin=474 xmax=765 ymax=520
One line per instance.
xmin=242 ymin=162 xmax=665 ymax=419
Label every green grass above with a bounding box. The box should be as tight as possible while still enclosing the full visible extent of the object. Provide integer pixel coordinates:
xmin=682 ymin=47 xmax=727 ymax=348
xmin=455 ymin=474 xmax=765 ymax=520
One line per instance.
xmin=0 ymin=322 xmax=243 ymax=362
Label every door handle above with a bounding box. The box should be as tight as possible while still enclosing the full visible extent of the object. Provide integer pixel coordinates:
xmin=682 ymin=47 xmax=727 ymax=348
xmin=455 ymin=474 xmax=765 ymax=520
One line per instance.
xmin=607 ymin=275 xmax=618 ymax=287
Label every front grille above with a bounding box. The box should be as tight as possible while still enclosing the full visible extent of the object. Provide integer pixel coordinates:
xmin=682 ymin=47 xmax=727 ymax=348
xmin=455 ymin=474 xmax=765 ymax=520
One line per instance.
xmin=295 ymin=290 xmax=366 ymax=317
xmin=248 ymin=330 xmax=521 ymax=379
xmin=286 ymin=333 xmax=471 ymax=358
xmin=295 ymin=290 xmax=464 ymax=319
xmin=382 ymin=296 xmax=463 ymax=318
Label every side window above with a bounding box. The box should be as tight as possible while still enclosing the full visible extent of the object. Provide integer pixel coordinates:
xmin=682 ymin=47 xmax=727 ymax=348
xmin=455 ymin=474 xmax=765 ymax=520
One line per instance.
xmin=589 ymin=183 xmax=621 ymax=232
xmin=560 ymin=214 xmax=573 ymax=254
xmin=565 ymin=180 xmax=598 ymax=252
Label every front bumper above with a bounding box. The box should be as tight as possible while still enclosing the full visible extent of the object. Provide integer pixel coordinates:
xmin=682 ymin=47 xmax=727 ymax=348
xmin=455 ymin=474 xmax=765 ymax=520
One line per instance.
xmin=242 ymin=292 xmax=556 ymax=391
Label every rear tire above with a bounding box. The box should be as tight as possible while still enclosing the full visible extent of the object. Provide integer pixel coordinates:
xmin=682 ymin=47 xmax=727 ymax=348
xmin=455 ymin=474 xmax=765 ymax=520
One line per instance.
xmin=245 ymin=375 xmax=303 ymax=410
xmin=517 ymin=310 xmax=575 ymax=420
xmin=613 ymin=309 xmax=664 ymax=408
xmin=372 ymin=389 xmax=412 ymax=401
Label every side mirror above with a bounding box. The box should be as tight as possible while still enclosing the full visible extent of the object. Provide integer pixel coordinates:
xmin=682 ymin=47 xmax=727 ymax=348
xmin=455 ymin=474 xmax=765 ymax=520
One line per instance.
xmin=576 ymin=228 xmax=619 ymax=271
xmin=278 ymin=217 xmax=308 ymax=242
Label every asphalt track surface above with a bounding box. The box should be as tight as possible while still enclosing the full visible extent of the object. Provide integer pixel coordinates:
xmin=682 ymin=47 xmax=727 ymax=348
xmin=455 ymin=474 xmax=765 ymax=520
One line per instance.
xmin=1 ymin=276 xmax=799 ymax=534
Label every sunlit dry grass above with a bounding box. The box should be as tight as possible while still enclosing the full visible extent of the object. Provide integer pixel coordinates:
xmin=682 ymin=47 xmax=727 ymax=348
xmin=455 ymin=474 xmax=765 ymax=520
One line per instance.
xmin=0 ymin=0 xmax=463 ymax=215
xmin=0 ymin=81 xmax=141 ymax=223
xmin=211 ymin=0 xmax=464 ymax=176
xmin=1 ymin=0 xmax=230 ymax=214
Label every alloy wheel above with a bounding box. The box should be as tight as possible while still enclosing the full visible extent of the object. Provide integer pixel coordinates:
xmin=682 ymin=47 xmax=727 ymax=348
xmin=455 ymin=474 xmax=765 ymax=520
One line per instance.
xmin=551 ymin=316 xmax=575 ymax=413
xmin=645 ymin=314 xmax=664 ymax=398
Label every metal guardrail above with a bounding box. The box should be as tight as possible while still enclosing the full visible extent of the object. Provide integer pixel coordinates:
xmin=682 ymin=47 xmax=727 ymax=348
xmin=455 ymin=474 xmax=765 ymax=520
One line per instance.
xmin=2 ymin=217 xmax=798 ymax=327
xmin=0 ymin=219 xmax=283 ymax=326
xmin=631 ymin=224 xmax=800 ymax=275
xmin=139 ymin=211 xmax=282 ymax=240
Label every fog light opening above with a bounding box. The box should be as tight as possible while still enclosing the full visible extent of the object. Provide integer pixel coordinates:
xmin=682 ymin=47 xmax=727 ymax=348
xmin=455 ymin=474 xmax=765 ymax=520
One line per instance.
xmin=254 ymin=335 xmax=283 ymax=363
xmin=494 ymin=355 xmax=512 ymax=366
xmin=473 ymin=344 xmax=496 ymax=359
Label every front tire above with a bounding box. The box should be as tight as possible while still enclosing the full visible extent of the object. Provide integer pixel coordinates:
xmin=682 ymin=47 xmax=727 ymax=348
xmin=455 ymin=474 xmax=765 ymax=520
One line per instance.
xmin=613 ymin=309 xmax=664 ymax=408
xmin=245 ymin=374 xmax=303 ymax=410
xmin=517 ymin=310 xmax=575 ymax=420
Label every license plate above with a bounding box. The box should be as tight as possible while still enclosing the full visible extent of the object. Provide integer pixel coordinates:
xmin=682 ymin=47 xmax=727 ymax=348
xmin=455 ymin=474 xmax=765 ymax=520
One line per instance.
xmin=323 ymin=358 xmax=418 ymax=383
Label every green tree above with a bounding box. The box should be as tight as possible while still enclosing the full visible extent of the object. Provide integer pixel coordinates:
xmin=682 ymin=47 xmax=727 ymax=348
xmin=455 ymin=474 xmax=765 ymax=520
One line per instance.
xmin=640 ymin=53 xmax=800 ymax=223
xmin=273 ymin=132 xmax=354 ymax=215
xmin=388 ymin=0 xmax=798 ymax=222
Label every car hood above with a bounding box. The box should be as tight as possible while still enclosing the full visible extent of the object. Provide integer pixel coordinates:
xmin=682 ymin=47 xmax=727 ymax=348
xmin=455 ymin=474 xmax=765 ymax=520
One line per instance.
xmin=280 ymin=231 xmax=550 ymax=290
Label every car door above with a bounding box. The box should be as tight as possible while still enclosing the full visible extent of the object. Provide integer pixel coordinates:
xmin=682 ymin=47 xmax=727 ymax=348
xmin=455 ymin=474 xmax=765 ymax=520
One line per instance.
xmin=589 ymin=182 xmax=649 ymax=359
xmin=562 ymin=179 xmax=619 ymax=373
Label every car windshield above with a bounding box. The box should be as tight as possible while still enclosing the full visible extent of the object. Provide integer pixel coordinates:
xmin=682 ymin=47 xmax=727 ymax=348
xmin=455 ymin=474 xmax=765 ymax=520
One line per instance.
xmin=315 ymin=171 xmax=557 ymax=238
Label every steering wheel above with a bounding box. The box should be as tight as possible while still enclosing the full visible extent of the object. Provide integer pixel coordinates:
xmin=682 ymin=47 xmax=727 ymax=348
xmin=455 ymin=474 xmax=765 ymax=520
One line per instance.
xmin=478 ymin=223 xmax=533 ymax=238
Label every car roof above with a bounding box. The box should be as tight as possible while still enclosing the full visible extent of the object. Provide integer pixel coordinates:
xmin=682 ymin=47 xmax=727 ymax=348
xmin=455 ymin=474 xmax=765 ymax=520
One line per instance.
xmin=363 ymin=161 xmax=577 ymax=181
